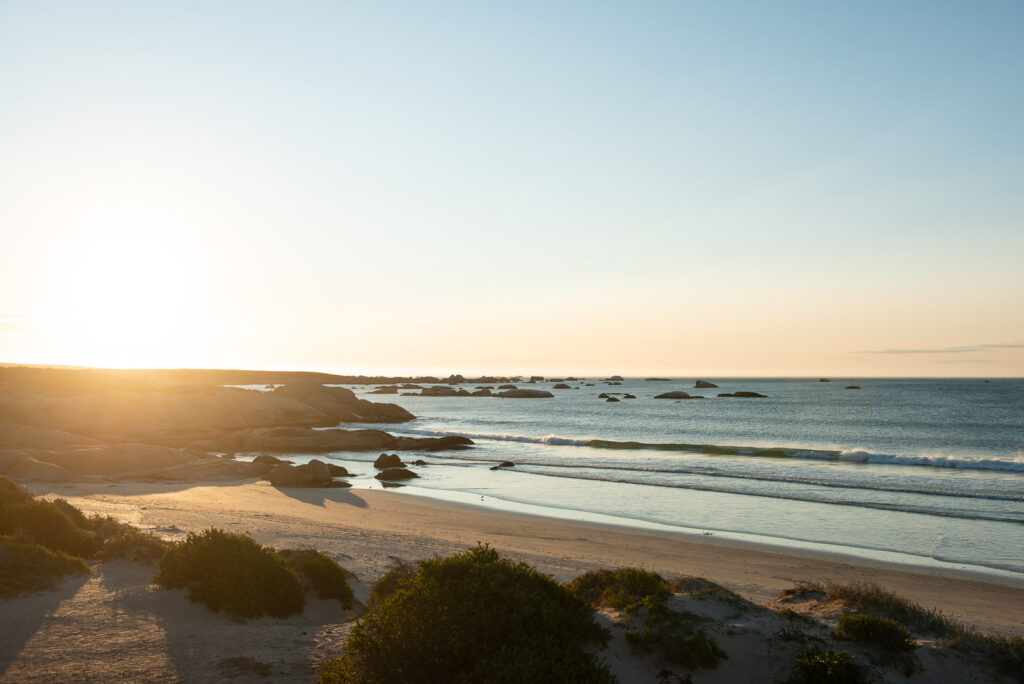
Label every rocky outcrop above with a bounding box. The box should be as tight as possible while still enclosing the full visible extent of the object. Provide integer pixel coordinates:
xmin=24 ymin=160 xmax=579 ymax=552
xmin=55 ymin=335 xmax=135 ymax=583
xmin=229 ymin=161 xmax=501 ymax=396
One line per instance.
xmin=623 ymin=394 xmax=636 ymax=399
xmin=818 ymin=378 xmax=831 ymax=382
xmin=552 ymin=384 xmax=571 ymax=389
xmin=695 ymin=380 xmax=718 ymax=388
xmin=367 ymin=387 xmax=398 ymax=394
xmin=195 ymin=427 xmax=473 ymax=453
xmin=718 ymin=392 xmax=767 ymax=398
xmin=272 ymin=383 xmax=414 ymax=423
xmin=490 ymin=461 xmax=515 ymax=470
xmin=845 ymin=386 xmax=861 ymax=390
xmin=375 ymin=467 xmax=419 ymax=481
xmin=606 ymin=397 xmax=620 ymax=402
xmin=268 ymin=459 xmax=349 ymax=487
xmin=497 ymin=384 xmax=517 ymax=390
xmin=374 ymin=453 xmax=405 ymax=469
xmin=654 ymin=391 xmax=692 ymax=399
xmin=644 ymin=378 xmax=671 ymax=381
xmin=496 ymin=389 xmax=554 ymax=398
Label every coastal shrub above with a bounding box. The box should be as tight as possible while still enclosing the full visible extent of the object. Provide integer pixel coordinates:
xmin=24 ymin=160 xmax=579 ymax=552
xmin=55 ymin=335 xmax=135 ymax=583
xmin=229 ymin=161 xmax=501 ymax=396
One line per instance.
xmin=568 ymin=568 xmax=726 ymax=671
xmin=785 ymin=646 xmax=865 ymax=684
xmin=566 ymin=567 xmax=670 ymax=613
xmin=838 ymin=613 xmax=916 ymax=652
xmin=0 ymin=476 xmax=33 ymax=506
xmin=320 ymin=544 xmax=613 ymax=683
xmin=154 ymin=528 xmax=305 ymax=619
xmin=368 ymin=558 xmax=416 ymax=608
xmin=278 ymin=548 xmax=354 ymax=608
xmin=0 ymin=500 xmax=99 ymax=557
xmin=97 ymin=527 xmax=169 ymax=564
xmin=0 ymin=535 xmax=89 ymax=597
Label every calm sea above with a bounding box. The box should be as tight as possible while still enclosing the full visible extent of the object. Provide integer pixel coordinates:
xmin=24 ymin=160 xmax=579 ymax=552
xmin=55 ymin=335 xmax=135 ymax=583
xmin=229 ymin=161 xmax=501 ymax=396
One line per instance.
xmin=285 ymin=378 xmax=1024 ymax=577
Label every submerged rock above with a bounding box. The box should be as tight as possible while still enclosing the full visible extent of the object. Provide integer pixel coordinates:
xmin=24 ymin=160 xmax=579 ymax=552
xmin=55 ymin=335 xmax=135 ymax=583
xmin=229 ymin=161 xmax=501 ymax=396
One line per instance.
xmin=845 ymin=386 xmax=861 ymax=390
xmin=552 ymin=383 xmax=571 ymax=389
xmin=695 ymin=380 xmax=718 ymax=388
xmin=606 ymin=397 xmax=620 ymax=402
xmin=718 ymin=391 xmax=767 ymax=398
xmin=490 ymin=461 xmax=515 ymax=470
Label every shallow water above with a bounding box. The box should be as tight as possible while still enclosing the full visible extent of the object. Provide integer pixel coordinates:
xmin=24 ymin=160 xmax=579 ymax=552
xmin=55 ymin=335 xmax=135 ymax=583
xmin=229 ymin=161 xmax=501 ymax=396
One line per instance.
xmin=287 ymin=378 xmax=1024 ymax=577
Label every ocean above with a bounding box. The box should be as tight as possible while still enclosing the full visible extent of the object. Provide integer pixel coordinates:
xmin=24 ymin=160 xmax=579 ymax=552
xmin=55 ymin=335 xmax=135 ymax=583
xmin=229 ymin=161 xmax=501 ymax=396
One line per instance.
xmin=290 ymin=378 xmax=1024 ymax=578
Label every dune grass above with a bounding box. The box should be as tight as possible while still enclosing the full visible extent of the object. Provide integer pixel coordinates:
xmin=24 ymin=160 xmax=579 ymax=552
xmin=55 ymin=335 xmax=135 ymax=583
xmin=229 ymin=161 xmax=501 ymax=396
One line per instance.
xmin=277 ymin=548 xmax=354 ymax=608
xmin=785 ymin=645 xmax=866 ymax=684
xmin=789 ymin=580 xmax=1023 ymax=680
xmin=0 ymin=534 xmax=90 ymax=597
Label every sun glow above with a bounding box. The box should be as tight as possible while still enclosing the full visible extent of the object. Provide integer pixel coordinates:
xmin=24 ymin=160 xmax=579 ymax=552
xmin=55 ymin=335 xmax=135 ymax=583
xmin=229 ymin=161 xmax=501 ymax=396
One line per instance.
xmin=41 ymin=215 xmax=211 ymax=368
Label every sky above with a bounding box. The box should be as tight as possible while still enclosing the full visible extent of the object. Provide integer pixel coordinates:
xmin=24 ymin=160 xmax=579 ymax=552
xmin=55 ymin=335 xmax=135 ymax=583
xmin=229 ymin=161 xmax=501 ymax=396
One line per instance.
xmin=1 ymin=1 xmax=1022 ymax=377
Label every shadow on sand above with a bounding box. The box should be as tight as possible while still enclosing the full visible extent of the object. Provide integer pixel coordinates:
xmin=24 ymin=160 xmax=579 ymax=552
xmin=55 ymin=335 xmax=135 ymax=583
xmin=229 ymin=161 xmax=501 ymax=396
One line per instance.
xmin=271 ymin=485 xmax=369 ymax=509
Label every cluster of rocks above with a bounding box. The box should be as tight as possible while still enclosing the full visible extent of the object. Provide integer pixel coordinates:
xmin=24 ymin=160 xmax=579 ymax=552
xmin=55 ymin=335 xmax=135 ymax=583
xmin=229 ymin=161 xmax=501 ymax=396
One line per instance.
xmin=373 ymin=452 xmax=420 ymax=483
xmin=401 ymin=386 xmax=554 ymax=399
xmin=263 ymin=456 xmax=353 ymax=488
xmin=654 ymin=390 xmax=768 ymax=399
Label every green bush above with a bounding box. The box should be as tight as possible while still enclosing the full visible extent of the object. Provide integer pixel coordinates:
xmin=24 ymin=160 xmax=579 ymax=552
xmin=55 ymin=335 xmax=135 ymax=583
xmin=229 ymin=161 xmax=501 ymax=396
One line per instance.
xmin=278 ymin=548 xmax=354 ymax=608
xmin=0 ymin=476 xmax=33 ymax=506
xmin=786 ymin=646 xmax=865 ymax=684
xmin=0 ymin=535 xmax=89 ymax=597
xmin=154 ymin=528 xmax=305 ymax=619
xmin=0 ymin=500 xmax=99 ymax=557
xmin=321 ymin=544 xmax=613 ymax=683
xmin=368 ymin=559 xmax=416 ymax=608
xmin=566 ymin=567 xmax=670 ymax=613
xmin=838 ymin=613 xmax=917 ymax=652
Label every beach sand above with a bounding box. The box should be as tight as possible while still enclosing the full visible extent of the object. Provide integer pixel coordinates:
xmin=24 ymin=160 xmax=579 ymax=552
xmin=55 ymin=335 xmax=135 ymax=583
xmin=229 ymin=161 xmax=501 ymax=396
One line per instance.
xmin=3 ymin=480 xmax=1022 ymax=682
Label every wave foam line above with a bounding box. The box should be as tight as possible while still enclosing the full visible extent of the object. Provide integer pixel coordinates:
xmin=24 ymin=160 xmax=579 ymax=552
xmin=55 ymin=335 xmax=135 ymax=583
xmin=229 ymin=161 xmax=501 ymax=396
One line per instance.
xmin=388 ymin=428 xmax=1024 ymax=473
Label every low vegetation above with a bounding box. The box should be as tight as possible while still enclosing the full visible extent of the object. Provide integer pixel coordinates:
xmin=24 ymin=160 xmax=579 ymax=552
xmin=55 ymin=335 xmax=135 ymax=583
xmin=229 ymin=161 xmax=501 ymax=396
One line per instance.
xmin=785 ymin=646 xmax=866 ymax=684
xmin=567 ymin=568 xmax=727 ymax=671
xmin=154 ymin=528 xmax=306 ymax=619
xmin=838 ymin=613 xmax=916 ymax=653
xmin=277 ymin=548 xmax=354 ymax=608
xmin=320 ymin=544 xmax=614 ymax=683
xmin=790 ymin=580 xmax=1024 ymax=680
xmin=367 ymin=558 xmax=416 ymax=608
xmin=0 ymin=535 xmax=89 ymax=597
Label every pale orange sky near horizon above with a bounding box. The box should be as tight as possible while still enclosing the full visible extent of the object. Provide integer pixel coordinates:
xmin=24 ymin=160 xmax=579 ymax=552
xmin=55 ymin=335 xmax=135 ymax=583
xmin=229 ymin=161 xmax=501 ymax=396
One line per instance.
xmin=2 ymin=2 xmax=1022 ymax=377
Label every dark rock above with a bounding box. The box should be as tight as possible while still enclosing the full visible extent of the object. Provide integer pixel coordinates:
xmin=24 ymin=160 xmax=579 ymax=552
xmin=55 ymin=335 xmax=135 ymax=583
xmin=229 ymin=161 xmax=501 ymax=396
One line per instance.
xmin=845 ymin=386 xmax=861 ymax=390
xmin=607 ymin=376 xmax=624 ymax=381
xmin=390 ymin=435 xmax=474 ymax=451
xmin=327 ymin=464 xmax=351 ymax=477
xmin=598 ymin=393 xmax=610 ymax=398
xmin=375 ymin=467 xmax=419 ymax=481
xmin=267 ymin=459 xmax=340 ymax=487
xmin=605 ymin=381 xmax=622 ymax=385
xmin=695 ymin=380 xmax=718 ymax=389
xmin=374 ymin=453 xmax=405 ymax=469
xmin=419 ymin=386 xmax=460 ymax=397
xmin=367 ymin=386 xmax=398 ymax=394
xmin=272 ymin=383 xmax=413 ymax=423
xmin=818 ymin=378 xmax=831 ymax=382
xmin=644 ymin=378 xmax=671 ymax=381
xmin=490 ymin=461 xmax=515 ymax=470
xmin=400 ymin=384 xmax=424 ymax=390
xmin=718 ymin=391 xmax=767 ymax=398
xmin=497 ymin=384 xmax=518 ymax=390
xmin=471 ymin=389 xmax=492 ymax=396
xmin=552 ymin=383 xmax=571 ymax=389
xmin=606 ymin=397 xmax=620 ymax=402
xmin=623 ymin=394 xmax=636 ymax=399
xmin=380 ymin=481 xmax=404 ymax=488
xmin=411 ymin=459 xmax=427 ymax=466
xmin=495 ymin=389 xmax=554 ymax=398
xmin=654 ymin=391 xmax=691 ymax=399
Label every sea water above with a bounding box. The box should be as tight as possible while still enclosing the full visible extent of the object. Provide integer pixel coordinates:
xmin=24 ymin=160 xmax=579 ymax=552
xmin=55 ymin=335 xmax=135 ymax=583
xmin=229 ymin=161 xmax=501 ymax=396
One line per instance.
xmin=297 ymin=378 xmax=1024 ymax=577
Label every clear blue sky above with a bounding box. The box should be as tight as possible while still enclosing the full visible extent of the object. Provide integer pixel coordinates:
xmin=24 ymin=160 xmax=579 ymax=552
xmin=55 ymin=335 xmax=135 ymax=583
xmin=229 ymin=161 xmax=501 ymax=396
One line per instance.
xmin=1 ymin=1 xmax=1022 ymax=375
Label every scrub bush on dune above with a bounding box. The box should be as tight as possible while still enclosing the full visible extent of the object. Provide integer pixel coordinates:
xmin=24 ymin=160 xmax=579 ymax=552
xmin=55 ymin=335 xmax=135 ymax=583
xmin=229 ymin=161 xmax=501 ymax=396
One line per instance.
xmin=0 ymin=500 xmax=99 ymax=558
xmin=0 ymin=535 xmax=90 ymax=597
xmin=320 ymin=544 xmax=614 ymax=683
xmin=277 ymin=548 xmax=354 ymax=608
xmin=154 ymin=528 xmax=305 ymax=619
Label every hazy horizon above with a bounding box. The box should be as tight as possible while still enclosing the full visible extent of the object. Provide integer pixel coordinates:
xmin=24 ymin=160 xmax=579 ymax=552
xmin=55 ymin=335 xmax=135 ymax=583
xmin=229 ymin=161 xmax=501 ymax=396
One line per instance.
xmin=2 ymin=1 xmax=1022 ymax=376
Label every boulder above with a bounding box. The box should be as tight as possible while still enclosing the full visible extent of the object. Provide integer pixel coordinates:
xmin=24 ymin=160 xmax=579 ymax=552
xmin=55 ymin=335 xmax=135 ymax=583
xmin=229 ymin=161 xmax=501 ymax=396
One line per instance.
xmin=552 ymin=383 xmax=571 ymax=389
xmin=623 ymin=394 xmax=636 ymax=399
xmin=845 ymin=386 xmax=861 ymax=390
xmin=598 ymin=393 xmax=610 ymax=398
xmin=497 ymin=384 xmax=518 ymax=390
xmin=606 ymin=397 xmax=620 ymax=402
xmin=375 ymin=467 xmax=419 ymax=481
xmin=818 ymin=378 xmax=831 ymax=382
xmin=718 ymin=392 xmax=767 ymax=398
xmin=495 ymin=389 xmax=554 ymax=398
xmin=411 ymin=459 xmax=427 ymax=466
xmin=607 ymin=376 xmax=624 ymax=381
xmin=490 ymin=460 xmax=515 ymax=470
xmin=644 ymin=378 xmax=671 ymax=381
xmin=419 ymin=386 xmax=460 ymax=397
xmin=327 ymin=464 xmax=351 ymax=477
xmin=695 ymin=380 xmax=718 ymax=388
xmin=268 ymin=462 xmax=333 ymax=487
xmin=471 ymin=389 xmax=492 ymax=396
xmin=367 ymin=386 xmax=398 ymax=394
xmin=654 ymin=391 xmax=691 ymax=399
xmin=374 ymin=453 xmax=405 ymax=469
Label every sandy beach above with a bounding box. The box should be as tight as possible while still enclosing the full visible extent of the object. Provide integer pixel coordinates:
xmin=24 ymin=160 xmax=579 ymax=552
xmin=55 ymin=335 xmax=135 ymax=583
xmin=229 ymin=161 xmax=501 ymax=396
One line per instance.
xmin=2 ymin=479 xmax=1020 ymax=682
